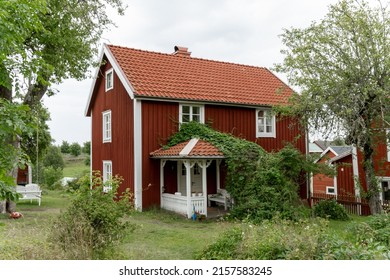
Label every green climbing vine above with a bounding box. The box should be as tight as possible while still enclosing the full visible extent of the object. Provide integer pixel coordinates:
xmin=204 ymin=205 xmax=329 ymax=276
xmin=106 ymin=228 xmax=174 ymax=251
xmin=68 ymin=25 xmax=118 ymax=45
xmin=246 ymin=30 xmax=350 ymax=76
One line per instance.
xmin=166 ymin=122 xmax=328 ymax=223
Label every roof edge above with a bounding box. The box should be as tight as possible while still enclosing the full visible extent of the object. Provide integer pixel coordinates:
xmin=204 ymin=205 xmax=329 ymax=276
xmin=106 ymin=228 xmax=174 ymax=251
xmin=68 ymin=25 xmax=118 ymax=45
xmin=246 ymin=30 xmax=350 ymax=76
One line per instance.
xmin=85 ymin=43 xmax=137 ymax=116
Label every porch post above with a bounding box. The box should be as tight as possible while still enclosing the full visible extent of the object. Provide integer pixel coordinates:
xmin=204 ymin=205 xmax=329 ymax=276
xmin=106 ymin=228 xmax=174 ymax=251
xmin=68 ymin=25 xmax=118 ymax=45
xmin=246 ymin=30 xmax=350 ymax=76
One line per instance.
xmin=200 ymin=160 xmax=208 ymax=217
xmin=216 ymin=159 xmax=221 ymax=191
xmin=184 ymin=160 xmax=192 ymax=218
xmin=28 ymin=165 xmax=33 ymax=184
xmin=160 ymin=160 xmax=166 ymax=209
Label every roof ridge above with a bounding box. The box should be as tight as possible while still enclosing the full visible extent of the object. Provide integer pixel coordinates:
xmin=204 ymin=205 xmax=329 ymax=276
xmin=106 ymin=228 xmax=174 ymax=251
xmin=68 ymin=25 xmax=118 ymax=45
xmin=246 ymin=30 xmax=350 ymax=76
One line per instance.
xmin=107 ymin=44 xmax=269 ymax=71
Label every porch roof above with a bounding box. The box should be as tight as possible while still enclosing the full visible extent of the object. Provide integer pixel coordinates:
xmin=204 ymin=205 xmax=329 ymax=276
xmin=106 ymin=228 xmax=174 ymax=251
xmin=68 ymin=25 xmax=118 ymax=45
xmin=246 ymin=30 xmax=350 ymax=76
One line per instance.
xmin=150 ymin=138 xmax=224 ymax=159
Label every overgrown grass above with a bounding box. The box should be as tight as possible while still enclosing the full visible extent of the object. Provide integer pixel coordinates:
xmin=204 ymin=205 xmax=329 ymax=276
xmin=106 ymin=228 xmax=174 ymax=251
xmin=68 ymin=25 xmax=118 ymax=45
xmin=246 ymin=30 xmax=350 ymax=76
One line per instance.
xmin=0 ymin=191 xmax=234 ymax=259
xmin=1 ymin=190 xmax=385 ymax=260
xmin=62 ymin=153 xmax=89 ymax=178
xmin=123 ymin=208 xmax=234 ymax=259
xmin=0 ymin=190 xmax=72 ymax=259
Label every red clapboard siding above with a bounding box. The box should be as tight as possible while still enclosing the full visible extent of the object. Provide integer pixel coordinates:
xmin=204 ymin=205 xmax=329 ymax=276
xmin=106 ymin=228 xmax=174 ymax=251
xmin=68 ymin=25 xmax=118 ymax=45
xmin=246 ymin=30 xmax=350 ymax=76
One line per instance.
xmin=336 ymin=155 xmax=355 ymax=196
xmin=90 ymin=59 xmax=135 ymax=195
xmin=141 ymin=100 xmax=179 ymax=208
xmin=374 ymin=141 xmax=390 ymax=177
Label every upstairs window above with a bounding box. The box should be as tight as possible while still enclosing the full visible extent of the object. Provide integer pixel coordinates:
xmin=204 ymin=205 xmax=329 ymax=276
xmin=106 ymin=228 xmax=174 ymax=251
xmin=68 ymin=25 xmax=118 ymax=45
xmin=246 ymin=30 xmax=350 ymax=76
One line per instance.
xmin=102 ymin=110 xmax=112 ymax=143
xmin=179 ymin=104 xmax=204 ymax=124
xmin=105 ymin=68 xmax=114 ymax=91
xmin=103 ymin=160 xmax=112 ymax=192
xmin=256 ymin=109 xmax=276 ymax=138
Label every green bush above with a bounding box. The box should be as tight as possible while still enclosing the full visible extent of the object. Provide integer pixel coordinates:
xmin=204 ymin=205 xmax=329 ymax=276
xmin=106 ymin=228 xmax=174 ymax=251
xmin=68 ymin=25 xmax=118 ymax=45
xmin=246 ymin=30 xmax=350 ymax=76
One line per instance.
xmin=196 ymin=227 xmax=243 ymax=260
xmin=313 ymin=199 xmax=350 ymax=220
xmin=197 ymin=218 xmax=390 ymax=260
xmin=43 ymin=145 xmax=65 ymax=170
xmin=43 ymin=166 xmax=63 ymax=190
xmin=353 ymin=214 xmax=390 ymax=248
xmin=50 ymin=171 xmax=135 ymax=259
xmin=69 ymin=142 xmax=82 ymax=157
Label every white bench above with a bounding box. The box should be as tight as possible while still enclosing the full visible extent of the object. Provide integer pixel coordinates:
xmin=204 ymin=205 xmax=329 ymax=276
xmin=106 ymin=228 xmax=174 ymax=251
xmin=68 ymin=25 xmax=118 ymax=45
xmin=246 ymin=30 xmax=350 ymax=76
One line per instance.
xmin=16 ymin=184 xmax=42 ymax=206
xmin=208 ymin=189 xmax=231 ymax=210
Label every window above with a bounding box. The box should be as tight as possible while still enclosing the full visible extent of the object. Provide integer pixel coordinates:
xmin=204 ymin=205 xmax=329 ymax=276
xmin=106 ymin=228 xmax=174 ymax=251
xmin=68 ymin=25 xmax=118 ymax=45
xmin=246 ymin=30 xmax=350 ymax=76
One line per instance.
xmin=179 ymin=104 xmax=204 ymax=124
xmin=326 ymin=186 xmax=336 ymax=195
xmin=103 ymin=161 xmax=112 ymax=192
xmin=102 ymin=110 xmax=111 ymax=143
xmin=256 ymin=109 xmax=275 ymax=138
xmin=105 ymin=68 xmax=114 ymax=91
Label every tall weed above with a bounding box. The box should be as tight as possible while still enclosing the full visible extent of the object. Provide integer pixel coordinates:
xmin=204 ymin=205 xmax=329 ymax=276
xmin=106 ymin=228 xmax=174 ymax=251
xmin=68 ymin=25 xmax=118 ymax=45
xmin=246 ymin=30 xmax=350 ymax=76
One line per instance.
xmin=50 ymin=171 xmax=135 ymax=259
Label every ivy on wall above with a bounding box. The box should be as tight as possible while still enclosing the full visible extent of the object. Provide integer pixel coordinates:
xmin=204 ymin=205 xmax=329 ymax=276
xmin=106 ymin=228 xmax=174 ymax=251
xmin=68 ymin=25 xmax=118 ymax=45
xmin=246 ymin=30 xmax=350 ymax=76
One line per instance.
xmin=166 ymin=122 xmax=329 ymax=223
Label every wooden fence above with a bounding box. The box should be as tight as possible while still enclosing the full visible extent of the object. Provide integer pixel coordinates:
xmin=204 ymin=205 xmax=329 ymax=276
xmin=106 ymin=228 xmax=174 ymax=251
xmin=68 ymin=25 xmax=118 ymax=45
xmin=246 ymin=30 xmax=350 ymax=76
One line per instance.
xmin=310 ymin=193 xmax=371 ymax=216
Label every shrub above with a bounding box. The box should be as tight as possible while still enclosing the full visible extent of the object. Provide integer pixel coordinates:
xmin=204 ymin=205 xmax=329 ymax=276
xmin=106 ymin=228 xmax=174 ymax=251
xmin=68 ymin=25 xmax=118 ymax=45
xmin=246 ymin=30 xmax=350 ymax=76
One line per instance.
xmin=50 ymin=171 xmax=135 ymax=259
xmin=69 ymin=142 xmax=82 ymax=157
xmin=313 ymin=199 xmax=350 ymax=220
xmin=197 ymin=217 xmax=390 ymax=260
xmin=353 ymin=214 xmax=390 ymax=248
xmin=43 ymin=145 xmax=65 ymax=170
xmin=43 ymin=166 xmax=63 ymax=190
xmin=196 ymin=227 xmax=243 ymax=260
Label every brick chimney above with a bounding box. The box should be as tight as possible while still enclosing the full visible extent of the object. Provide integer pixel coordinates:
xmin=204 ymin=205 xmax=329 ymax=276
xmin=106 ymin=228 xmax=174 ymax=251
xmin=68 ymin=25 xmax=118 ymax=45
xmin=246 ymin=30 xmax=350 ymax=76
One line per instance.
xmin=173 ymin=46 xmax=191 ymax=57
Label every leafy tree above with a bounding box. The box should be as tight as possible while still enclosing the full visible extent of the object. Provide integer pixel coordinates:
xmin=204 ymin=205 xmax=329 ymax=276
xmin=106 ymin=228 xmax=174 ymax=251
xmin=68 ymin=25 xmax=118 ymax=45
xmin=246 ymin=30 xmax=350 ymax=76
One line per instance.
xmin=21 ymin=103 xmax=52 ymax=165
xmin=0 ymin=99 xmax=34 ymax=212
xmin=1 ymin=0 xmax=126 ymax=106
xmin=43 ymin=145 xmax=65 ymax=170
xmin=0 ymin=0 xmax=126 ymax=188
xmin=70 ymin=142 xmax=82 ymax=157
xmin=83 ymin=141 xmax=91 ymax=155
xmin=60 ymin=141 xmax=71 ymax=154
xmin=275 ymin=0 xmax=389 ymax=214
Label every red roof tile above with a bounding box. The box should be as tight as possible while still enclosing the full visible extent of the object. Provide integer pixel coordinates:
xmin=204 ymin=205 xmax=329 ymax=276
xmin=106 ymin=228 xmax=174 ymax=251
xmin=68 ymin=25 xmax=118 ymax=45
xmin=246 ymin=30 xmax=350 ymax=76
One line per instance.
xmin=150 ymin=139 xmax=224 ymax=158
xmin=107 ymin=45 xmax=293 ymax=106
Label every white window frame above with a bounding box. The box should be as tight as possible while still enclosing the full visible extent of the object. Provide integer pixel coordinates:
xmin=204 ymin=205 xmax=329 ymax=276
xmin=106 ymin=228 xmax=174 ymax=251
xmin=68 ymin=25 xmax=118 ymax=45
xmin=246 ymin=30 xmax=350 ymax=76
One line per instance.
xmin=326 ymin=186 xmax=336 ymax=195
xmin=103 ymin=160 xmax=113 ymax=192
xmin=105 ymin=68 xmax=114 ymax=92
xmin=256 ymin=108 xmax=276 ymax=138
xmin=102 ymin=110 xmax=112 ymax=143
xmin=179 ymin=104 xmax=204 ymax=124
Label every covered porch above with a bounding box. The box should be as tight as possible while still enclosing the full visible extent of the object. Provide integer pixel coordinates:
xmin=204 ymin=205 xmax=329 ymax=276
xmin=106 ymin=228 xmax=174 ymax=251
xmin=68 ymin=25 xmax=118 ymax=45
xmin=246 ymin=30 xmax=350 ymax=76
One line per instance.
xmin=150 ymin=138 xmax=225 ymax=218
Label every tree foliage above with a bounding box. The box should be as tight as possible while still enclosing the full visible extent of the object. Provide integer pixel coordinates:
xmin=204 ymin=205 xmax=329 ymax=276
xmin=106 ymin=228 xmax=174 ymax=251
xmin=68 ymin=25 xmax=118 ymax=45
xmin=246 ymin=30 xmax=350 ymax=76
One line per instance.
xmin=51 ymin=171 xmax=134 ymax=259
xmin=275 ymin=0 xmax=390 ymax=214
xmin=0 ymin=0 xmax=126 ymax=105
xmin=70 ymin=142 xmax=82 ymax=157
xmin=0 ymin=99 xmax=34 ymax=202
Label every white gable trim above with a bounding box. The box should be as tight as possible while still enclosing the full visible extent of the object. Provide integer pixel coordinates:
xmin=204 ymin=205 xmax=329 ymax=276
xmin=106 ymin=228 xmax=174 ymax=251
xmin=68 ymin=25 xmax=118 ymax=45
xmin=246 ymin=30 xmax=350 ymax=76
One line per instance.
xmin=103 ymin=44 xmax=135 ymax=99
xmin=84 ymin=43 xmax=136 ymax=116
xmin=133 ymin=99 xmax=143 ymax=210
xmin=179 ymin=138 xmax=199 ymax=156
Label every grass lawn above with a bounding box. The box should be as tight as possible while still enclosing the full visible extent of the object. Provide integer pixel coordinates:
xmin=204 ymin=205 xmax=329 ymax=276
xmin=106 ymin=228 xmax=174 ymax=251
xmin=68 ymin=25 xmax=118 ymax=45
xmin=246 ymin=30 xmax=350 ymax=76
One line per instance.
xmin=62 ymin=153 xmax=89 ymax=178
xmin=0 ymin=190 xmax=379 ymax=260
xmin=0 ymin=190 xmax=235 ymax=260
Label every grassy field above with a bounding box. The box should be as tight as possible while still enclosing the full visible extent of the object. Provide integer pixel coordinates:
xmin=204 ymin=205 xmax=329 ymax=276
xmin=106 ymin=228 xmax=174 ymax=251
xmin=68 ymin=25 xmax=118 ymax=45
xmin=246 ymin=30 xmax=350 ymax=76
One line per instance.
xmin=62 ymin=153 xmax=90 ymax=178
xmin=1 ymin=188 xmax=376 ymax=260
xmin=0 ymin=190 xmax=235 ymax=260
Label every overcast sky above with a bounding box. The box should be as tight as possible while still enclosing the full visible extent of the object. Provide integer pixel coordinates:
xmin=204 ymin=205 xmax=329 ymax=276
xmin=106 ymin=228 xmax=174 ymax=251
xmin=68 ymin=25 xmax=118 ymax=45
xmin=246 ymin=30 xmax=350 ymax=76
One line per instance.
xmin=43 ymin=0 xmax=372 ymax=145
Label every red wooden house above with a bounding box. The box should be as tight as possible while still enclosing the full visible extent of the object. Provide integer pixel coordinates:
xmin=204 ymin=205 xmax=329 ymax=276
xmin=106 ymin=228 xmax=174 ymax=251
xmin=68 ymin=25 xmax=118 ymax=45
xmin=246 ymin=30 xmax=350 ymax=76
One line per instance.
xmin=311 ymin=141 xmax=390 ymax=205
xmin=85 ymin=44 xmax=307 ymax=218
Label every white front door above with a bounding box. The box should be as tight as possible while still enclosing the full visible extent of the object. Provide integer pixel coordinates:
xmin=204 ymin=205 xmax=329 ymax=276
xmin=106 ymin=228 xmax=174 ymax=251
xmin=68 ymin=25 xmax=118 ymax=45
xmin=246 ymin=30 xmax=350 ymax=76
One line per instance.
xmin=178 ymin=162 xmax=202 ymax=196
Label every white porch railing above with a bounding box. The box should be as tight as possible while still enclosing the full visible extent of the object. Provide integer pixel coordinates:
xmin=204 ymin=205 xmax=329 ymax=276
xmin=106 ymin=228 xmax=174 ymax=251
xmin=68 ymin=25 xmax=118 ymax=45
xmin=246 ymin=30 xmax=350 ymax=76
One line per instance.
xmin=161 ymin=193 xmax=206 ymax=218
